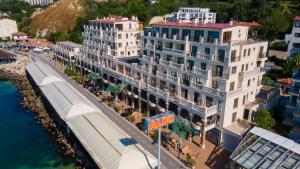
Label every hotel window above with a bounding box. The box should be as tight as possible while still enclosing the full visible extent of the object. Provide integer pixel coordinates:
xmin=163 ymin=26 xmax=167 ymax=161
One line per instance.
xmin=231 ymin=66 xmax=237 ymax=74
xmin=243 ymin=49 xmax=247 ymax=57
xmin=232 ymin=112 xmax=237 ymax=123
xmin=230 ymin=82 xmax=235 ymax=91
xmin=201 ymin=63 xmax=206 ymax=70
xmin=231 ymin=50 xmax=237 ymax=62
xmin=246 ymin=64 xmax=249 ymax=71
xmin=191 ymin=46 xmax=197 ymax=57
xmin=233 ymin=98 xmax=239 ymax=108
xmin=294 ymin=21 xmax=300 ymax=28
xmin=247 ymin=79 xmax=251 ymax=86
xmin=217 ymin=49 xmax=225 ymax=62
xmin=242 ymin=95 xmax=246 ymax=105
xmin=295 ymin=33 xmax=300 ymax=38
xmin=293 ymin=43 xmax=300 ymax=48
xmin=182 ymin=29 xmax=192 ymax=40
xmin=247 ymin=48 xmax=251 ymax=56
xmin=171 ymin=28 xmax=179 ymax=37
xmin=118 ymin=34 xmax=122 ymax=39
xmin=194 ymin=30 xmax=204 ymax=41
xmin=205 ymin=48 xmax=210 ymax=55
xmin=223 ymin=31 xmax=232 ymax=43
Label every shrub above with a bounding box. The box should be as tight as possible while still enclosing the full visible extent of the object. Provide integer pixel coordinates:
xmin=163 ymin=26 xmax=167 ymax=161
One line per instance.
xmin=127 ymin=114 xmax=135 ymax=122
xmin=150 ymin=130 xmax=158 ymax=143
xmin=107 ymin=101 xmax=113 ymax=107
xmin=186 ymin=154 xmax=195 ymax=167
xmin=254 ymin=108 xmax=276 ymax=130
xmin=114 ymin=105 xmax=120 ymax=113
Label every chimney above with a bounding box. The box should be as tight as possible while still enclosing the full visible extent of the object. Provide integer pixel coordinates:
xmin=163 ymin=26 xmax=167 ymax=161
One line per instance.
xmin=229 ymin=18 xmax=234 ymax=25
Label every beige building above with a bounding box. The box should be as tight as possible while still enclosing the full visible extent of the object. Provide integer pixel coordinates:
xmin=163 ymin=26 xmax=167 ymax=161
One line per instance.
xmin=82 ymin=15 xmax=143 ymax=59
xmin=55 ymin=16 xmax=268 ymax=151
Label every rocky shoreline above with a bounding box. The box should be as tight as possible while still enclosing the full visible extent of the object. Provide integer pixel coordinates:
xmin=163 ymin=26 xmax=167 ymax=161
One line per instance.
xmin=0 ymin=68 xmax=80 ymax=167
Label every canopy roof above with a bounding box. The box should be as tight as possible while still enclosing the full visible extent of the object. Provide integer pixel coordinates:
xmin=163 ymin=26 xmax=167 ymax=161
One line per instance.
xmin=26 ymin=62 xmax=64 ymax=86
xmin=67 ymin=113 xmax=157 ymax=169
xmin=231 ymin=127 xmax=300 ymax=169
xmin=26 ymin=61 xmax=157 ymax=169
xmin=40 ymin=81 xmax=97 ymax=120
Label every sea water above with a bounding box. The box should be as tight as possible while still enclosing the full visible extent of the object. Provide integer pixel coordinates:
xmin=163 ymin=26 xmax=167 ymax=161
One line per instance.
xmin=0 ymin=80 xmax=75 ymax=169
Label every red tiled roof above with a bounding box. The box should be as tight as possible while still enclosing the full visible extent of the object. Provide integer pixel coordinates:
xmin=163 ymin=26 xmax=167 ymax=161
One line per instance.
xmin=294 ymin=16 xmax=300 ymax=21
xmin=277 ymin=78 xmax=292 ymax=85
xmin=151 ymin=21 xmax=241 ymax=30
xmin=11 ymin=32 xmax=27 ymax=36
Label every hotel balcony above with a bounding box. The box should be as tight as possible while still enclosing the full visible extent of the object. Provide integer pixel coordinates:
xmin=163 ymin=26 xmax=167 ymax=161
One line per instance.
xmin=147 ymin=85 xmax=169 ymax=100
xmin=162 ymin=47 xmax=185 ymax=56
xmin=193 ymin=68 xmax=209 ymax=79
xmin=159 ymin=59 xmax=184 ymax=71
xmin=191 ymin=82 xmax=226 ymax=98
xmin=179 ymin=98 xmax=218 ymax=119
xmin=140 ymin=55 xmax=155 ymax=64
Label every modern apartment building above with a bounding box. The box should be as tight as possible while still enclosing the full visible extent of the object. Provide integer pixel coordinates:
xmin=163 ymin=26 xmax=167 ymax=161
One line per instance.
xmin=168 ymin=7 xmax=216 ymax=24
xmin=53 ymin=41 xmax=82 ymax=67
xmin=23 ymin=0 xmax=53 ymax=5
xmin=288 ymin=16 xmax=300 ymax=58
xmin=81 ymin=15 xmax=142 ymax=60
xmin=55 ymin=16 xmax=268 ymax=151
xmin=285 ymin=69 xmax=300 ymax=141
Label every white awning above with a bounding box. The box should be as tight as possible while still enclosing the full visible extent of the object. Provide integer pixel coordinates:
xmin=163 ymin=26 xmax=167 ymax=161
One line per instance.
xmin=26 ymin=62 xmax=64 ymax=86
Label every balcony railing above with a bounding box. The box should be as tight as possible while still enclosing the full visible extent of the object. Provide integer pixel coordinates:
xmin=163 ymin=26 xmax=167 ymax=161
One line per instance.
xmin=191 ymin=82 xmax=226 ymax=98
xmin=193 ymin=68 xmax=208 ymax=77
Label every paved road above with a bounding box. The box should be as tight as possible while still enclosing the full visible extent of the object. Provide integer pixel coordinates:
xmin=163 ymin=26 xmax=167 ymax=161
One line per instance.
xmin=31 ymin=53 xmax=187 ymax=169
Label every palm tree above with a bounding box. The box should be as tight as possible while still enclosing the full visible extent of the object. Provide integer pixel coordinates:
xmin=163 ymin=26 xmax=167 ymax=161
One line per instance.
xmin=87 ymin=71 xmax=100 ymax=85
xmin=105 ymin=84 xmax=125 ymax=103
xmin=172 ymin=117 xmax=191 ymax=158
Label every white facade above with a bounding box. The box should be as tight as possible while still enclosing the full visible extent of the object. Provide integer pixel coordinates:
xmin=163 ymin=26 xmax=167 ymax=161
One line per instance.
xmin=23 ymin=0 xmax=53 ymax=5
xmin=288 ymin=16 xmax=300 ymax=58
xmin=82 ymin=16 xmax=142 ymax=59
xmin=169 ymin=7 xmax=216 ymax=24
xmin=53 ymin=41 xmax=82 ymax=66
xmin=54 ymin=17 xmax=268 ymax=150
xmin=0 ymin=19 xmax=18 ymax=39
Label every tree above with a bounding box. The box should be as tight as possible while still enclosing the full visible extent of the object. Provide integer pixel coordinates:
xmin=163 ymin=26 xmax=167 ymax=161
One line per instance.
xmin=105 ymin=84 xmax=125 ymax=103
xmin=283 ymin=54 xmax=300 ymax=75
xmin=259 ymin=6 xmax=290 ymax=41
xmin=87 ymin=71 xmax=100 ymax=85
xmin=172 ymin=117 xmax=191 ymax=158
xmin=254 ymin=108 xmax=275 ymax=130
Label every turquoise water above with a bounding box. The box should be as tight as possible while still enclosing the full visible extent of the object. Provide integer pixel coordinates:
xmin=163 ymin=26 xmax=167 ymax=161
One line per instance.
xmin=0 ymin=80 xmax=76 ymax=169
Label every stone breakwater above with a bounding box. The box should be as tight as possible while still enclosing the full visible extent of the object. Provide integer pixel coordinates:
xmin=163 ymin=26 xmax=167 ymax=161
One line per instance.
xmin=0 ymin=69 xmax=78 ymax=165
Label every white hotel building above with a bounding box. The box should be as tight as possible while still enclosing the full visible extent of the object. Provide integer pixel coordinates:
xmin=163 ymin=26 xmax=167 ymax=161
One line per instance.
xmin=288 ymin=16 xmax=300 ymax=58
xmin=168 ymin=7 xmax=216 ymax=24
xmin=53 ymin=41 xmax=82 ymax=67
xmin=54 ymin=16 xmax=268 ymax=151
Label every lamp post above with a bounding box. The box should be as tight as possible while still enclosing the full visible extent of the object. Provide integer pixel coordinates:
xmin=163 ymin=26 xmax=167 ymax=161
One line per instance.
xmin=158 ymin=126 xmax=161 ymax=169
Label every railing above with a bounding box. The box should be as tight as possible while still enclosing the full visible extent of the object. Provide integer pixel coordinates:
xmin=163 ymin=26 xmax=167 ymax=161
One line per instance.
xmin=167 ymin=75 xmax=179 ymax=82
xmin=163 ymin=47 xmax=184 ymax=55
xmin=160 ymin=59 xmax=170 ymax=66
xmin=193 ymin=68 xmax=208 ymax=77
xmin=170 ymin=62 xmax=183 ymax=69
xmin=191 ymin=82 xmax=226 ymax=98
xmin=157 ymin=72 xmax=167 ymax=79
